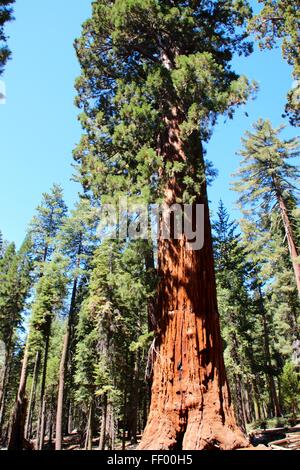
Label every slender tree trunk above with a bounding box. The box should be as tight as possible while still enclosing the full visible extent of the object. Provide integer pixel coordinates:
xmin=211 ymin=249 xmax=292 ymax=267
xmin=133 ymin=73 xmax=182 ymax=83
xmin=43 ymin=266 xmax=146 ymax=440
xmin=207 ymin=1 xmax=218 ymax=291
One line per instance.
xmin=121 ymin=386 xmax=127 ymax=451
xmin=25 ymin=351 xmax=40 ymax=440
xmin=37 ymin=321 xmax=51 ymax=450
xmin=275 ymin=189 xmax=300 ymax=297
xmin=67 ymin=400 xmax=73 ymax=435
xmin=99 ymin=394 xmax=107 ymax=450
xmin=234 ymin=374 xmax=247 ymax=432
xmin=8 ymin=243 xmax=51 ymax=450
xmin=144 ymin=243 xmax=157 ymax=332
xmin=127 ymin=353 xmax=138 ymax=444
xmin=252 ymin=382 xmax=262 ymax=422
xmin=230 ymin=331 xmax=247 ymax=432
xmin=257 ymin=285 xmax=281 ymax=418
xmin=8 ymin=343 xmax=29 ymax=450
xmin=55 ymin=277 xmax=78 ymax=450
xmin=139 ymin=108 xmax=247 ymax=450
xmin=85 ymin=401 xmax=94 ymax=451
xmin=107 ymin=403 xmax=114 ymax=450
xmin=0 ymin=339 xmax=12 ymax=435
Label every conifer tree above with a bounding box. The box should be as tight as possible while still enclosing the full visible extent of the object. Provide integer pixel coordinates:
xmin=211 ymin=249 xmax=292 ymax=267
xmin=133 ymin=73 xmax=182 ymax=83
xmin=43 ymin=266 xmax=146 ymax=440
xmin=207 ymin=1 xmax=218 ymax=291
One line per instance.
xmin=233 ymin=119 xmax=300 ymax=297
xmin=213 ymin=201 xmax=254 ymax=430
xmin=0 ymin=0 xmax=14 ymax=75
xmin=280 ymin=362 xmax=300 ymax=419
xmin=8 ymin=185 xmax=67 ymax=450
xmin=248 ymin=1 xmax=300 ymax=125
xmin=29 ymin=255 xmax=68 ymax=450
xmin=239 ymin=217 xmax=283 ymax=418
xmin=54 ymin=199 xmax=97 ymax=450
xmin=0 ymin=238 xmax=33 ymax=438
xmin=74 ymin=0 xmax=257 ymax=449
xmin=29 ymin=184 xmax=68 ymax=266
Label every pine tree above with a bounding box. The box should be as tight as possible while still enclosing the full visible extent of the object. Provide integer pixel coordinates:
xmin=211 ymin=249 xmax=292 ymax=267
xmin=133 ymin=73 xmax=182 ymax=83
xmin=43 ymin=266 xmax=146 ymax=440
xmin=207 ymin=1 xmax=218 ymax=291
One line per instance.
xmin=239 ymin=217 xmax=283 ymax=418
xmin=233 ymin=119 xmax=300 ymax=297
xmin=29 ymin=255 xmax=69 ymax=450
xmin=213 ymin=201 xmax=255 ymax=430
xmin=280 ymin=362 xmax=300 ymax=420
xmin=0 ymin=0 xmax=14 ymax=75
xmin=248 ymin=0 xmax=300 ymax=125
xmin=74 ymin=241 xmax=123 ymax=450
xmin=54 ymin=199 xmax=97 ymax=450
xmin=29 ymin=184 xmax=68 ymax=266
xmin=0 ymin=238 xmax=33 ymax=439
xmin=74 ymin=239 xmax=149 ymax=450
xmin=74 ymin=0 xmax=257 ymax=450
xmin=8 ymin=185 xmax=68 ymax=450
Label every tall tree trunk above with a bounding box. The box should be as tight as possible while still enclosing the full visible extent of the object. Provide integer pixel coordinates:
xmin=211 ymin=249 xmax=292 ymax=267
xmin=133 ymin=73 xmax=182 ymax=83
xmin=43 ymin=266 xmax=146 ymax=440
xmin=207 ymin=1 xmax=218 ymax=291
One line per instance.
xmin=8 ymin=343 xmax=29 ymax=450
xmin=127 ymin=353 xmax=139 ymax=444
xmin=252 ymin=381 xmax=262 ymax=422
xmin=99 ymin=394 xmax=107 ymax=450
xmin=55 ymin=276 xmax=78 ymax=450
xmin=25 ymin=350 xmax=40 ymax=440
xmin=67 ymin=400 xmax=73 ymax=435
xmin=37 ymin=320 xmax=51 ymax=450
xmin=139 ymin=108 xmax=247 ymax=450
xmin=257 ymin=285 xmax=281 ymax=418
xmin=233 ymin=374 xmax=247 ymax=432
xmin=121 ymin=386 xmax=127 ymax=451
xmin=107 ymin=403 xmax=115 ymax=450
xmin=0 ymin=338 xmax=12 ymax=436
xmin=8 ymin=243 xmax=51 ymax=450
xmin=275 ymin=188 xmax=300 ymax=297
xmin=230 ymin=331 xmax=247 ymax=432
xmin=144 ymin=242 xmax=157 ymax=332
xmin=85 ymin=401 xmax=94 ymax=451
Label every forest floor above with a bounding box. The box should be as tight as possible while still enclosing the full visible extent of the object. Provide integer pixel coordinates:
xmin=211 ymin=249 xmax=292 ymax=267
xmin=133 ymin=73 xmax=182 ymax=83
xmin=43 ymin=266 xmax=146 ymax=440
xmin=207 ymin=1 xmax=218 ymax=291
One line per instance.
xmin=58 ymin=424 xmax=300 ymax=450
xmin=1 ymin=426 xmax=300 ymax=450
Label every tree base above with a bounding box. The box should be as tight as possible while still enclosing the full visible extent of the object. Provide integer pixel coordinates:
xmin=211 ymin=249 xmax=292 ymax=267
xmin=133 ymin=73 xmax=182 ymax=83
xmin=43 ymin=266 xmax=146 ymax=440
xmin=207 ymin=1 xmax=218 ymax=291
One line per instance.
xmin=138 ymin=383 xmax=249 ymax=450
xmin=138 ymin=409 xmax=249 ymax=450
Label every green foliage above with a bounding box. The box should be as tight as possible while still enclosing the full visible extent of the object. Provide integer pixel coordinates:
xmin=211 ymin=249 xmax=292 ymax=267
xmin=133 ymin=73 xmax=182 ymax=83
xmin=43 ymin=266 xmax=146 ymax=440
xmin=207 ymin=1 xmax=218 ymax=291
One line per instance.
xmin=0 ymin=0 xmax=14 ymax=75
xmin=29 ymin=184 xmax=68 ymax=266
xmin=280 ymin=361 xmax=300 ymax=416
xmin=0 ymin=237 xmax=33 ymax=346
xmin=233 ymin=119 xmax=300 ymax=218
xmin=29 ymin=255 xmax=69 ymax=354
xmin=74 ymin=0 xmax=256 ymax=205
xmin=213 ymin=201 xmax=257 ymax=422
xmin=74 ymin=239 xmax=149 ymax=419
xmin=129 ymin=331 xmax=154 ymax=353
xmin=248 ymin=0 xmax=300 ymax=125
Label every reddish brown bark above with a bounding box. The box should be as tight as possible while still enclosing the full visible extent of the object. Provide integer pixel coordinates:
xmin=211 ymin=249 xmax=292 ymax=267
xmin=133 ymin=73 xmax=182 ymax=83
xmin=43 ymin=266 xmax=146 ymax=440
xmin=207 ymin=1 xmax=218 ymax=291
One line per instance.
xmin=139 ymin=108 xmax=247 ymax=450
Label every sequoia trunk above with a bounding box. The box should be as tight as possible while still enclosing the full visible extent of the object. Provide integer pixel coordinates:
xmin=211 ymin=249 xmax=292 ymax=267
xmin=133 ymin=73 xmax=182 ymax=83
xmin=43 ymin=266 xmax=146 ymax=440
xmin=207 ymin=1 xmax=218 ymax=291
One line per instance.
xmin=139 ymin=107 xmax=247 ymax=450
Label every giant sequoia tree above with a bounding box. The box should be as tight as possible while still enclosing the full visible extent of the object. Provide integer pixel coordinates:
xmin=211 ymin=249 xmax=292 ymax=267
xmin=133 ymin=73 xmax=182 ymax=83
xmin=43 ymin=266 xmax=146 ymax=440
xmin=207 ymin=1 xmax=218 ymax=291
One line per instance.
xmin=74 ymin=0 xmax=257 ymax=450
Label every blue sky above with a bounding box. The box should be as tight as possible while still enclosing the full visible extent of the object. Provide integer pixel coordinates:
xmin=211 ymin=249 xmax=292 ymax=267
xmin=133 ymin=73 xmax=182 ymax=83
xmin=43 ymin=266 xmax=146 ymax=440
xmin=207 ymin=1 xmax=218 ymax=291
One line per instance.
xmin=0 ymin=0 xmax=298 ymax=247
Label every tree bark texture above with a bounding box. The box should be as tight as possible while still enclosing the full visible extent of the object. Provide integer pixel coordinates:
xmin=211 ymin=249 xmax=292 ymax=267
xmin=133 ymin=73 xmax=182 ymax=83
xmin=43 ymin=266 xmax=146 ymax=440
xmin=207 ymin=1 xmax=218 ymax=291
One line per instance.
xmin=139 ymin=107 xmax=247 ymax=450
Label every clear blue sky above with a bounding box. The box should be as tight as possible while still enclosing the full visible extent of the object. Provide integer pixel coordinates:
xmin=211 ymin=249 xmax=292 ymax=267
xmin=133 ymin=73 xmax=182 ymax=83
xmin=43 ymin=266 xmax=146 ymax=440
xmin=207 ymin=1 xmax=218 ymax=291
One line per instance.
xmin=0 ymin=0 xmax=298 ymax=247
